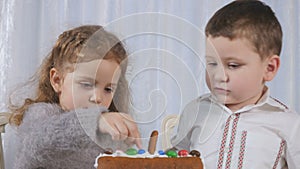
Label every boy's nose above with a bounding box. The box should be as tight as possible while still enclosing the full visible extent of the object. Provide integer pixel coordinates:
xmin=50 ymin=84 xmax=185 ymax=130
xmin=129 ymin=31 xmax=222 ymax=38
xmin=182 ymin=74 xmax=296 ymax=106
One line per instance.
xmin=214 ymin=66 xmax=228 ymax=82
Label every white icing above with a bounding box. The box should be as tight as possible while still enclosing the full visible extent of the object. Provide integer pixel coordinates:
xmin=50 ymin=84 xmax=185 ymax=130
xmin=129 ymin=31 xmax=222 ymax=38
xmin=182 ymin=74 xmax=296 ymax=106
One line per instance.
xmin=94 ymin=150 xmax=195 ymax=168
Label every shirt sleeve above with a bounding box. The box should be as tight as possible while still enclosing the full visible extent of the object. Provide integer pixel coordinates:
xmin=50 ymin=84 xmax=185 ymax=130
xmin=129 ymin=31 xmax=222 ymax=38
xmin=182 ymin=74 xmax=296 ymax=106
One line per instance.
xmin=171 ymin=99 xmax=201 ymax=151
xmin=286 ymin=115 xmax=300 ymax=169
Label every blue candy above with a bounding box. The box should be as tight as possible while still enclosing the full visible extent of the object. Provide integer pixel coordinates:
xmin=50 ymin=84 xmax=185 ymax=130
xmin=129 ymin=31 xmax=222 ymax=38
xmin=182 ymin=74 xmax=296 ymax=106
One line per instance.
xmin=137 ymin=149 xmax=146 ymax=154
xmin=158 ymin=150 xmax=165 ymax=155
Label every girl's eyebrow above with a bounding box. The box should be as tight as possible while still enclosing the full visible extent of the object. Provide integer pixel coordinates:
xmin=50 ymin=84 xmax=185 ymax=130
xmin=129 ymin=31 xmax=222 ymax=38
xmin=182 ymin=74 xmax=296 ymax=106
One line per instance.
xmin=76 ymin=75 xmax=118 ymax=87
xmin=107 ymin=83 xmax=118 ymax=89
xmin=75 ymin=76 xmax=95 ymax=81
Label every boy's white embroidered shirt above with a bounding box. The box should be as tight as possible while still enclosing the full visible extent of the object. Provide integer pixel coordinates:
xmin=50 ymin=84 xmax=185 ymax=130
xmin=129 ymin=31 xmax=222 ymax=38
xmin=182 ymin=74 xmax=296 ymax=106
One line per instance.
xmin=172 ymin=88 xmax=300 ymax=169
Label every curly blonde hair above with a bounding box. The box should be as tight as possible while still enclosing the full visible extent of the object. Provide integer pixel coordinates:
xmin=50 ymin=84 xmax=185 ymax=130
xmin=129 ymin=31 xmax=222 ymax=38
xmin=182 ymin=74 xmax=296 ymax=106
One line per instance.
xmin=9 ymin=25 xmax=129 ymax=126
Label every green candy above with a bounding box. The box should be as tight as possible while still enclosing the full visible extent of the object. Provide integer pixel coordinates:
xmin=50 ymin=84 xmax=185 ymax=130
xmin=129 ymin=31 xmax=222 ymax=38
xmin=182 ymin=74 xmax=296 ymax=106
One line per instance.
xmin=166 ymin=150 xmax=177 ymax=158
xmin=125 ymin=148 xmax=138 ymax=155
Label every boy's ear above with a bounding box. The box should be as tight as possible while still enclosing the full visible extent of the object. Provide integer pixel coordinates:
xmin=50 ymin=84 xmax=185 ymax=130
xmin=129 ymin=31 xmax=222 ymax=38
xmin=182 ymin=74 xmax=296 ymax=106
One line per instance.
xmin=263 ymin=55 xmax=280 ymax=81
xmin=50 ymin=68 xmax=62 ymax=93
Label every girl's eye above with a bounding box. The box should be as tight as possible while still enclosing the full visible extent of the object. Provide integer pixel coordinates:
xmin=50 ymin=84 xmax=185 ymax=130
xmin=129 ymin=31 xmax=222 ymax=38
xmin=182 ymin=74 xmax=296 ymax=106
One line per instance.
xmin=228 ymin=63 xmax=240 ymax=69
xmin=80 ymin=82 xmax=94 ymax=89
xmin=105 ymin=87 xmax=114 ymax=93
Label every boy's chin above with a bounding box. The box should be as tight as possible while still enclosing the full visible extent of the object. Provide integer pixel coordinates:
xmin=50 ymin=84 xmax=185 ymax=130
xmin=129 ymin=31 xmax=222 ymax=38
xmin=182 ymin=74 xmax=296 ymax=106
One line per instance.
xmin=212 ymin=94 xmax=230 ymax=104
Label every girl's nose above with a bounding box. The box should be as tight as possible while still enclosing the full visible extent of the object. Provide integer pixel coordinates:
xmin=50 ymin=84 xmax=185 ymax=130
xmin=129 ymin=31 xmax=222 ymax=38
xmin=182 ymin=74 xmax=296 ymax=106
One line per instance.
xmin=89 ymin=90 xmax=102 ymax=104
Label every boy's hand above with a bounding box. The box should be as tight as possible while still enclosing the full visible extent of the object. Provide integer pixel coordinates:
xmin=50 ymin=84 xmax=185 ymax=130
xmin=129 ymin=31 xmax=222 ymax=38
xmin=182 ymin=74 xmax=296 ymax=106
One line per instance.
xmin=99 ymin=112 xmax=142 ymax=149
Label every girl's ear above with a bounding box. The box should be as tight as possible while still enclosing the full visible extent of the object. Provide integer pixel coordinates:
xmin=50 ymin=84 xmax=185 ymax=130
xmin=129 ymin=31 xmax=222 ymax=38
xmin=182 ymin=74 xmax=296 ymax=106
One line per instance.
xmin=50 ymin=68 xmax=62 ymax=93
xmin=263 ymin=55 xmax=280 ymax=82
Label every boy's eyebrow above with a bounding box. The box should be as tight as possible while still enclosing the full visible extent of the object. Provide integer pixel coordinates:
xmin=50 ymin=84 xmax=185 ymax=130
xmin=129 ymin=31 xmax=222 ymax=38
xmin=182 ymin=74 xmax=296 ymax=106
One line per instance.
xmin=205 ymin=55 xmax=217 ymax=59
xmin=205 ymin=55 xmax=242 ymax=61
xmin=222 ymin=56 xmax=243 ymax=61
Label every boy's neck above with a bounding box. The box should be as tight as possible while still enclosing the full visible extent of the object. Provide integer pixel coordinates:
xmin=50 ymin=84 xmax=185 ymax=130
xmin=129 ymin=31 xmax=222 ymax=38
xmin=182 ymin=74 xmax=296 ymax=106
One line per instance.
xmin=225 ymin=86 xmax=268 ymax=112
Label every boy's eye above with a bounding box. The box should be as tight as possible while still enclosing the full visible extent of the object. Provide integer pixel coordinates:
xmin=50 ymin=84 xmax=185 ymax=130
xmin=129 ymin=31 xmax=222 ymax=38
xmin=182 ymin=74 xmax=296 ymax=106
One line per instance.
xmin=228 ymin=63 xmax=240 ymax=69
xmin=206 ymin=62 xmax=217 ymax=66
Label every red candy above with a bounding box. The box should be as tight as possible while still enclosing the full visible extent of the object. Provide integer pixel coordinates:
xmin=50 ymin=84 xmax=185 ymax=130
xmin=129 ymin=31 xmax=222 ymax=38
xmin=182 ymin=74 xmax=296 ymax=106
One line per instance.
xmin=178 ymin=150 xmax=189 ymax=157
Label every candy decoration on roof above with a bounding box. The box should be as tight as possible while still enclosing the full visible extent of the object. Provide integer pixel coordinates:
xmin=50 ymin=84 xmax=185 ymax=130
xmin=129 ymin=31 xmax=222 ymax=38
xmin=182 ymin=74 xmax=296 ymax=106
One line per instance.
xmin=166 ymin=150 xmax=177 ymax=158
xmin=189 ymin=150 xmax=201 ymax=157
xmin=103 ymin=148 xmax=113 ymax=155
xmin=178 ymin=150 xmax=189 ymax=157
xmin=126 ymin=148 xmax=138 ymax=155
xmin=138 ymin=149 xmax=146 ymax=154
xmin=148 ymin=130 xmax=158 ymax=154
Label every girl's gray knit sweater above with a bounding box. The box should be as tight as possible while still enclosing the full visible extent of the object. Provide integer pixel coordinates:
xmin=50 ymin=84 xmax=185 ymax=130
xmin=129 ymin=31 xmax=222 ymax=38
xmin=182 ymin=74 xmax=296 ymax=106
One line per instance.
xmin=13 ymin=103 xmax=129 ymax=169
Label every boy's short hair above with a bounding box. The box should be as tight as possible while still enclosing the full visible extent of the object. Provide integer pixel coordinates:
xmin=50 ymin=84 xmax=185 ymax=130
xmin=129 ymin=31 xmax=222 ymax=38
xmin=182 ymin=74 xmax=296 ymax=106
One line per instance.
xmin=205 ymin=0 xmax=282 ymax=59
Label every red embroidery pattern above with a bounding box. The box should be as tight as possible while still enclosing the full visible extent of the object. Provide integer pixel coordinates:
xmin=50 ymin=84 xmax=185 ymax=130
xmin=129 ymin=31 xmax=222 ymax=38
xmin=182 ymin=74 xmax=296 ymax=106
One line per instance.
xmin=225 ymin=114 xmax=240 ymax=169
xmin=271 ymin=96 xmax=288 ymax=109
xmin=237 ymin=131 xmax=247 ymax=169
xmin=217 ymin=113 xmax=241 ymax=169
xmin=272 ymin=140 xmax=286 ymax=169
xmin=217 ymin=115 xmax=232 ymax=169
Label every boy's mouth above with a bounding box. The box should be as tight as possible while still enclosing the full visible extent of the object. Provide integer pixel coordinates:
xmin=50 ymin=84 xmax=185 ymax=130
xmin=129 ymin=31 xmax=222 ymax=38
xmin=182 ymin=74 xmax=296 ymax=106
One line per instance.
xmin=213 ymin=87 xmax=230 ymax=95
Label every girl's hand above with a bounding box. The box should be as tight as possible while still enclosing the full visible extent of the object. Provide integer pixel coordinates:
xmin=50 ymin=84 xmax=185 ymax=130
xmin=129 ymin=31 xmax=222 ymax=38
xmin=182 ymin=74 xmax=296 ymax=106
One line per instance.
xmin=99 ymin=112 xmax=142 ymax=149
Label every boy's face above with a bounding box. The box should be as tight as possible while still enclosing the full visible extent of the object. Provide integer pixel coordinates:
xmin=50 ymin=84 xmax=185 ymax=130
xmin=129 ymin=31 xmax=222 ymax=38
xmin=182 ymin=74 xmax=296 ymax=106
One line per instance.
xmin=51 ymin=59 xmax=121 ymax=111
xmin=205 ymin=36 xmax=274 ymax=111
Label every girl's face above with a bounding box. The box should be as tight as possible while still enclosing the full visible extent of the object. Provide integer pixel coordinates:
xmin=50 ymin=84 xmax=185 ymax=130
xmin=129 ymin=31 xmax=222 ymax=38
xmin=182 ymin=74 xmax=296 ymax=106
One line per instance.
xmin=50 ymin=59 xmax=121 ymax=111
xmin=205 ymin=36 xmax=278 ymax=112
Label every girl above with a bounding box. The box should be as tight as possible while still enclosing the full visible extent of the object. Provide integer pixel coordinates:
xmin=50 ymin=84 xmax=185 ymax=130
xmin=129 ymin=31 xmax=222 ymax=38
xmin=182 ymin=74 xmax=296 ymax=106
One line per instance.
xmin=8 ymin=25 xmax=141 ymax=168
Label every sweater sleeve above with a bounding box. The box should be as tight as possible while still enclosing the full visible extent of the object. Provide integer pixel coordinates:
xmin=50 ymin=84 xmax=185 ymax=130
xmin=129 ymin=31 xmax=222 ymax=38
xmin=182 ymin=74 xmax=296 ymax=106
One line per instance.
xmin=13 ymin=103 xmax=129 ymax=169
xmin=76 ymin=106 xmax=132 ymax=151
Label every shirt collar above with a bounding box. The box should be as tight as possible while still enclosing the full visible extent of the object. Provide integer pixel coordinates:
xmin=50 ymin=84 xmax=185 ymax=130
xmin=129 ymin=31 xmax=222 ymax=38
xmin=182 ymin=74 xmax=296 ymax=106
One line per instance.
xmin=207 ymin=86 xmax=287 ymax=113
xmin=254 ymin=87 xmax=288 ymax=111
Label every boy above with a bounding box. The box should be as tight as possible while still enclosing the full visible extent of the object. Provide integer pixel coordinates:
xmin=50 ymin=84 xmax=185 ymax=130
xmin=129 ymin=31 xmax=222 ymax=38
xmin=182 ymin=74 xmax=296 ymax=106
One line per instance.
xmin=171 ymin=1 xmax=300 ymax=168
